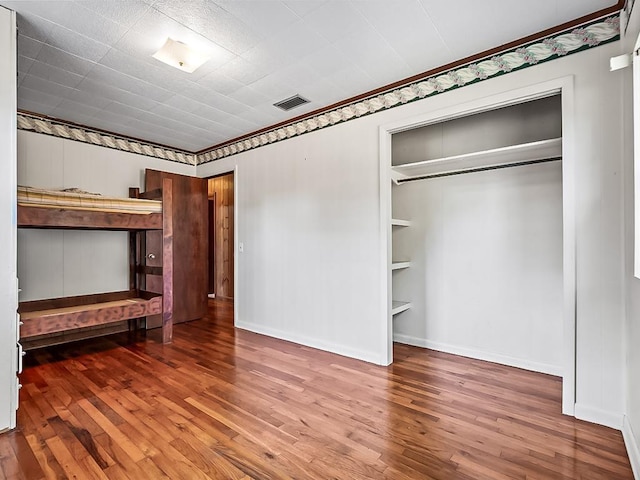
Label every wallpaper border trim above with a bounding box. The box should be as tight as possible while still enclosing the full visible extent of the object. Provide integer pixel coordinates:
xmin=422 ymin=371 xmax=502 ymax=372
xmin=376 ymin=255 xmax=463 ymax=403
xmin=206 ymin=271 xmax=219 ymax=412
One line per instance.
xmin=16 ymin=14 xmax=620 ymax=166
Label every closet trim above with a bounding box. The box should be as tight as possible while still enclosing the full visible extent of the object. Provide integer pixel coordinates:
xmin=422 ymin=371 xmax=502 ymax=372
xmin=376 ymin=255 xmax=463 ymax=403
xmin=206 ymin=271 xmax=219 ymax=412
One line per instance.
xmin=378 ymin=76 xmax=576 ymax=417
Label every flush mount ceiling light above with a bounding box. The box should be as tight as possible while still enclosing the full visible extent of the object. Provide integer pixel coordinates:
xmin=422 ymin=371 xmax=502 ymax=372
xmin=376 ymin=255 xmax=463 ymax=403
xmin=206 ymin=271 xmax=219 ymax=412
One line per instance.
xmin=152 ymin=37 xmax=210 ymax=73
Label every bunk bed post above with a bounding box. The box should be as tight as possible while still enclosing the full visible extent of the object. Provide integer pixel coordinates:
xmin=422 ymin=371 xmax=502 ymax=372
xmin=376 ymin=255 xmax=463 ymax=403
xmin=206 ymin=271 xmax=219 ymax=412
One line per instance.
xmin=162 ymin=178 xmax=174 ymax=344
xmin=128 ymin=187 xmax=140 ymax=333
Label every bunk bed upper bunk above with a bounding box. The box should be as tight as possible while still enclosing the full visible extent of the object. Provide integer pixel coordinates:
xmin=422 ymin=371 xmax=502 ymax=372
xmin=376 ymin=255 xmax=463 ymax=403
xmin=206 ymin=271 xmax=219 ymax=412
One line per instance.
xmin=17 ymin=177 xmax=174 ymax=346
xmin=17 ymin=184 xmax=164 ymax=230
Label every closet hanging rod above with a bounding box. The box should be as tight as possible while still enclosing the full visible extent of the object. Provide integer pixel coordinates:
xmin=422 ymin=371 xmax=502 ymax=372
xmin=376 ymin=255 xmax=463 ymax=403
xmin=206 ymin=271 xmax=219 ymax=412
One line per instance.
xmin=396 ymin=156 xmax=561 ymax=184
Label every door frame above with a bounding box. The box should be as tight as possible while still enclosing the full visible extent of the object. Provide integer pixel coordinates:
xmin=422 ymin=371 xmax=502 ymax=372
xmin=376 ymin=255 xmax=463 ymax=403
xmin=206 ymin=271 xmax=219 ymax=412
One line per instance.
xmin=379 ymin=76 xmax=576 ymax=416
xmin=204 ymin=166 xmax=239 ymax=325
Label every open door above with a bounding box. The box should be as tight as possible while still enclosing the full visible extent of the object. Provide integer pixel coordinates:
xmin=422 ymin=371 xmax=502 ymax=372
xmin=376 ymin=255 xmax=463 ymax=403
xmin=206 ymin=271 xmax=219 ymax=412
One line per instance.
xmin=144 ymin=169 xmax=208 ymax=326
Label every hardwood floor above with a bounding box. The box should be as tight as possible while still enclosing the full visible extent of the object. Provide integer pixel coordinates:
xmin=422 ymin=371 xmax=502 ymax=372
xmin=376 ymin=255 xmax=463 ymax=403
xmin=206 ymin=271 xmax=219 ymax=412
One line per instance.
xmin=0 ymin=299 xmax=633 ymax=479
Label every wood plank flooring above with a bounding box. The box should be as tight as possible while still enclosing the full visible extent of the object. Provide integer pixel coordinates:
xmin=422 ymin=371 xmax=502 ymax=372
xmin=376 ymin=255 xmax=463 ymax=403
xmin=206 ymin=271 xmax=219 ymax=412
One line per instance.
xmin=0 ymin=299 xmax=633 ymax=479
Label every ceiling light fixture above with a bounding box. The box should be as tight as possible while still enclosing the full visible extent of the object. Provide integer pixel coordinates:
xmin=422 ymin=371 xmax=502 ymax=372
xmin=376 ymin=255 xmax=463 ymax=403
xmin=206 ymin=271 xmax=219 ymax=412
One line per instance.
xmin=152 ymin=38 xmax=210 ymax=73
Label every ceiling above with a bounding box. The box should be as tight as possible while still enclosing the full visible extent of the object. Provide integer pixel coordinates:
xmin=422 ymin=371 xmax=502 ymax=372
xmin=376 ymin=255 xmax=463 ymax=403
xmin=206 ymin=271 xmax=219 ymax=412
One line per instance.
xmin=0 ymin=0 xmax=617 ymax=153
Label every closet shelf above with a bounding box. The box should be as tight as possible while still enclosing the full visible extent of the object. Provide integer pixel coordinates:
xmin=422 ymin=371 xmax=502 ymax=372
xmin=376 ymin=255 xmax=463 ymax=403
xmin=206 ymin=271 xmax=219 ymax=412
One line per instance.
xmin=392 ymin=261 xmax=411 ymax=270
xmin=391 ymin=218 xmax=411 ymax=227
xmin=392 ymin=301 xmax=411 ymax=315
xmin=391 ymin=137 xmax=562 ymax=183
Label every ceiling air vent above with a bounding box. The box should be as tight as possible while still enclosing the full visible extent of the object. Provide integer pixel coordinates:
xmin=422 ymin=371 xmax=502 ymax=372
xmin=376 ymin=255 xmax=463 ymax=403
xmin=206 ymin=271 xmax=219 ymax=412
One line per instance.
xmin=274 ymin=94 xmax=310 ymax=111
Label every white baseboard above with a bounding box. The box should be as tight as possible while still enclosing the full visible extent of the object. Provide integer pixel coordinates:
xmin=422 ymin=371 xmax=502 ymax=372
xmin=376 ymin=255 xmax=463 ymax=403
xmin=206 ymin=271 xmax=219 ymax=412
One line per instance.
xmin=623 ymin=416 xmax=640 ymax=479
xmin=392 ymin=333 xmax=563 ymax=376
xmin=574 ymin=403 xmax=624 ymax=430
xmin=235 ymin=320 xmax=384 ymax=365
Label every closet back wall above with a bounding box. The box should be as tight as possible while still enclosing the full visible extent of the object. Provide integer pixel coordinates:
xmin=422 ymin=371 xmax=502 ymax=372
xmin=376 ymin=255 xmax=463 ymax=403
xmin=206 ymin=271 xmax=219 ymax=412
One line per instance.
xmin=17 ymin=131 xmax=195 ymax=302
xmin=392 ymin=162 xmax=563 ymax=374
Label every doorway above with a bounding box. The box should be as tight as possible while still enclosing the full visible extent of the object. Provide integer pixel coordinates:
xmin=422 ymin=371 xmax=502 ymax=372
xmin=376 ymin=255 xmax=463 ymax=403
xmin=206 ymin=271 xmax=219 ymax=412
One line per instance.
xmin=207 ymin=173 xmax=234 ymax=301
xmin=380 ymin=77 xmax=577 ymax=415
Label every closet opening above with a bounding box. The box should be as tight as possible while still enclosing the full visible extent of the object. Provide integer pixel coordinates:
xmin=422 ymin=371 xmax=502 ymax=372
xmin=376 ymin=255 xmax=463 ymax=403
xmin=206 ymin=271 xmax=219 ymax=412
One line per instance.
xmin=380 ymin=78 xmax=576 ymax=415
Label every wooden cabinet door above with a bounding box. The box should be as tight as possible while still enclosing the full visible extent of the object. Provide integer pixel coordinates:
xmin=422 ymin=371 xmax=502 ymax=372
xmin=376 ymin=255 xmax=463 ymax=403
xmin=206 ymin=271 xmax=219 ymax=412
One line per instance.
xmin=145 ymin=169 xmax=208 ymax=326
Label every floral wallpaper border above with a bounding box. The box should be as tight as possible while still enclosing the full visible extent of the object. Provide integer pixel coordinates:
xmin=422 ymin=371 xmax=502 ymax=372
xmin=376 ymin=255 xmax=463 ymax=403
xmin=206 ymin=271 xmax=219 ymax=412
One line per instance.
xmin=17 ymin=15 xmax=620 ymax=166
xmin=197 ymin=15 xmax=619 ymax=165
xmin=16 ymin=113 xmax=197 ymax=165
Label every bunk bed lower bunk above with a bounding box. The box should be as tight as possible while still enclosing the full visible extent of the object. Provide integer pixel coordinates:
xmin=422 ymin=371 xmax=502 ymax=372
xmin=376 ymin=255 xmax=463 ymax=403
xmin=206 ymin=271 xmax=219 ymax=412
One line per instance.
xmin=17 ymin=178 xmax=173 ymax=346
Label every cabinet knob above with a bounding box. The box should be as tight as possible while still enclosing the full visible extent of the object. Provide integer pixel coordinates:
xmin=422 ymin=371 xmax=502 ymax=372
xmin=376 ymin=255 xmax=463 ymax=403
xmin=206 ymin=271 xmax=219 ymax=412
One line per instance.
xmin=147 ymin=253 xmax=156 ymax=260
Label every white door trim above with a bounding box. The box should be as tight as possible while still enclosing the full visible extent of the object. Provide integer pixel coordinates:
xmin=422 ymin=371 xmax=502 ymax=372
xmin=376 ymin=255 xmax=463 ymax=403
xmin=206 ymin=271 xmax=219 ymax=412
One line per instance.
xmin=378 ymin=76 xmax=577 ymax=415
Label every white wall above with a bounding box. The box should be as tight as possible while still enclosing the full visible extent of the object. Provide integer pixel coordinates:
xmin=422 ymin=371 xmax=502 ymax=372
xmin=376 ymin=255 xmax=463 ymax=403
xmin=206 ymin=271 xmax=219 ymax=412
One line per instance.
xmin=17 ymin=131 xmax=195 ymax=301
xmin=0 ymin=6 xmax=17 ymax=432
xmin=622 ymin=7 xmax=640 ymax=478
xmin=197 ymin=41 xmax=626 ymax=425
xmin=392 ymin=161 xmax=563 ymax=375
xmin=199 ymin=121 xmax=384 ymax=363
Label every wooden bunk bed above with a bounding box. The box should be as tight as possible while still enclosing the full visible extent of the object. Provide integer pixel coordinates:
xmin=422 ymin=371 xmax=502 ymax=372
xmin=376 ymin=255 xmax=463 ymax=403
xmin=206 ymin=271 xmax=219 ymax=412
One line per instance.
xmin=17 ymin=178 xmax=174 ymax=346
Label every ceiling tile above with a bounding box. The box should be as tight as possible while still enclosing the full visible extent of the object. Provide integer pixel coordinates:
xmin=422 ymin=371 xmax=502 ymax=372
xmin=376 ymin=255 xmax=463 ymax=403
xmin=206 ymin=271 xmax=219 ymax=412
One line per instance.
xmin=17 ymin=55 xmax=34 ymax=75
xmin=21 ymin=74 xmax=76 ymax=99
xmin=150 ymin=0 xmax=261 ymax=55
xmin=18 ymin=86 xmax=65 ymax=111
xmin=164 ymin=94 xmax=211 ymax=114
xmin=72 ymin=79 xmax=159 ymax=111
xmin=99 ymin=48 xmax=204 ymax=94
xmin=63 ymin=87 xmax=113 ymax=110
xmin=28 ymin=60 xmax=85 ymax=88
xmin=78 ymin=0 xmax=153 ymax=29
xmin=337 ymin=25 xmax=413 ymax=85
xmin=283 ymin=0 xmax=326 ymax=17
xmin=218 ymin=114 xmax=262 ymax=133
xmin=298 ymin=78 xmax=347 ymax=108
xmin=45 ymin=24 xmax=111 ymax=62
xmin=197 ymin=72 xmax=244 ymax=96
xmin=17 ymin=34 xmax=45 ymax=60
xmin=84 ymin=64 xmax=174 ymax=102
xmin=300 ymin=43 xmax=354 ymax=76
xmin=195 ymin=91 xmax=249 ymax=116
xmin=35 ymin=44 xmax=96 ymax=76
xmin=215 ymin=56 xmax=270 ymax=86
xmin=228 ymin=86 xmax=272 ymax=106
xmin=247 ymin=73 xmax=300 ymax=101
xmin=215 ymin=0 xmax=301 ymax=38
xmin=301 ymin=1 xmax=369 ymax=42
xmin=13 ymin=11 xmax=56 ymax=42
xmin=49 ymin=103 xmax=102 ymax=125
xmin=240 ymin=106 xmax=282 ymax=127
xmin=262 ymin=66 xmax=318 ymax=106
xmin=326 ymin=65 xmax=375 ymax=96
xmin=8 ymin=0 xmax=128 ymax=44
xmin=262 ymin=19 xmax=328 ymax=60
xmin=353 ymin=0 xmax=450 ymax=71
xmin=190 ymin=103 xmax=235 ymax=124
xmin=18 ymin=98 xmax=57 ymax=115
xmin=239 ymin=44 xmax=296 ymax=78
xmin=419 ymin=0 xmax=559 ymax=58
xmin=557 ymin=0 xmax=616 ymax=20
